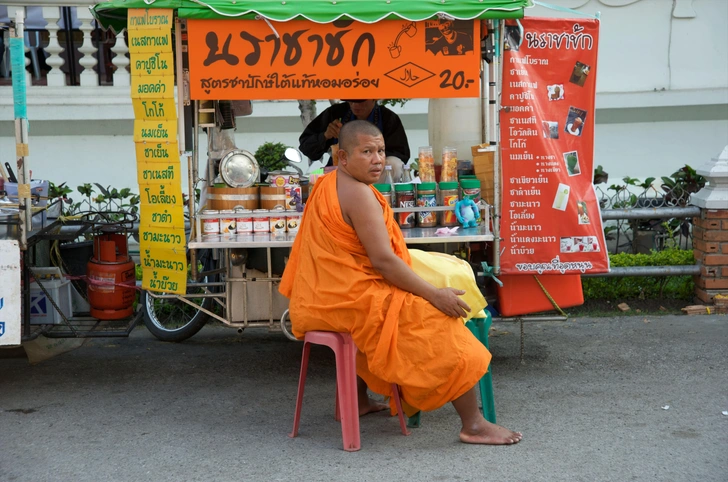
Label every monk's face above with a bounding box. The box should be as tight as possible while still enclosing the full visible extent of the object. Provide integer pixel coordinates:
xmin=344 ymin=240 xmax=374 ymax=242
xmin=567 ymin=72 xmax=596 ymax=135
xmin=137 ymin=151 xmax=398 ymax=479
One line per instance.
xmin=340 ymin=133 xmax=386 ymax=184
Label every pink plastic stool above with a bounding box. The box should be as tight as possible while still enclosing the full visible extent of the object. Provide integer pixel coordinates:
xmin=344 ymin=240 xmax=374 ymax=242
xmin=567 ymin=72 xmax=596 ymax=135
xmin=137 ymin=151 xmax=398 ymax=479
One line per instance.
xmin=289 ymin=331 xmax=410 ymax=451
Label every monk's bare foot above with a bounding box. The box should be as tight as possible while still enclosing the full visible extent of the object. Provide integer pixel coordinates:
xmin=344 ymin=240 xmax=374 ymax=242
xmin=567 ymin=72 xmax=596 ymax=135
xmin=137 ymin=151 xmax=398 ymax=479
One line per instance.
xmin=460 ymin=419 xmax=523 ymax=445
xmin=358 ymin=396 xmax=389 ymax=416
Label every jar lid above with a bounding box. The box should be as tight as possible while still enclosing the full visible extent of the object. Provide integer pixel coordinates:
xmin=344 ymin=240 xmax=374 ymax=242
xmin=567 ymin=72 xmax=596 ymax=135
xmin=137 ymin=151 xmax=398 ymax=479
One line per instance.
xmin=418 ymin=182 xmax=436 ymax=191
xmin=460 ymin=179 xmax=481 ymax=189
xmin=439 ymin=182 xmax=459 ymax=190
xmin=394 ymin=183 xmax=414 ymax=192
xmin=373 ymin=183 xmax=391 ymax=193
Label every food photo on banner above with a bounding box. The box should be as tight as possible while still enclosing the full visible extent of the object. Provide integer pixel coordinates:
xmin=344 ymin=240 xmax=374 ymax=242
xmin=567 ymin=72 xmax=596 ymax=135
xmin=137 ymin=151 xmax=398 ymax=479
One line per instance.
xmin=497 ymin=17 xmax=609 ymax=315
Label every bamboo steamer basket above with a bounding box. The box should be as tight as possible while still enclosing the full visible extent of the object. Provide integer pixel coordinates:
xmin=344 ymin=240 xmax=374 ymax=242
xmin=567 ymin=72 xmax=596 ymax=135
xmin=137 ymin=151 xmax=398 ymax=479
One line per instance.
xmin=208 ymin=186 xmax=259 ymax=210
xmin=259 ymin=186 xmax=287 ymax=210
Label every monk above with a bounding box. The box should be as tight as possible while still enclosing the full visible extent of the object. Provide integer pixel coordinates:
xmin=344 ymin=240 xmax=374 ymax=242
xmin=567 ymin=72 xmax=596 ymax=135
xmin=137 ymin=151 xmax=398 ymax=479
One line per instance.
xmin=280 ymin=120 xmax=522 ymax=445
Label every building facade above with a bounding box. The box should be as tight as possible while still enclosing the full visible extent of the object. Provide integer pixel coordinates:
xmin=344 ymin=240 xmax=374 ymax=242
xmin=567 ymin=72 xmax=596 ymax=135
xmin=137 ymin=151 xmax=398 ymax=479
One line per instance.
xmin=0 ymin=0 xmax=726 ymax=195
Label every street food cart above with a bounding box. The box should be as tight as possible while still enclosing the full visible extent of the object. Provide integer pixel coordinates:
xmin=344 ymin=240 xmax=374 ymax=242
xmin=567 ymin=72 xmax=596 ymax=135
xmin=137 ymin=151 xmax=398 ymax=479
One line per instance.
xmin=4 ymin=0 xmax=609 ymax=346
xmin=85 ymin=0 xmax=538 ymax=342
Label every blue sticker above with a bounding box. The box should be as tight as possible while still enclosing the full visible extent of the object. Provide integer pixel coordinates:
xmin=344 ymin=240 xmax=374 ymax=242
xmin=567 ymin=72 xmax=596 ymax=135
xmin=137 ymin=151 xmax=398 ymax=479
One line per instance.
xmin=0 ymin=322 xmax=5 ymax=337
xmin=30 ymin=295 xmax=47 ymax=316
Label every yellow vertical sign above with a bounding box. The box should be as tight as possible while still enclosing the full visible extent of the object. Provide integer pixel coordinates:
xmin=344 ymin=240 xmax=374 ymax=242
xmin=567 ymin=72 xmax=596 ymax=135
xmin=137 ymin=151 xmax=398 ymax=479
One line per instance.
xmin=129 ymin=9 xmax=187 ymax=295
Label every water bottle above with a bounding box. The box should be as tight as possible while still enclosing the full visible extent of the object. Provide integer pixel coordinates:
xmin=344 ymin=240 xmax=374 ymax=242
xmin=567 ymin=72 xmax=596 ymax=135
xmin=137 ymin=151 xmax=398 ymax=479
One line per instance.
xmin=383 ymin=165 xmax=395 ymax=206
xmin=402 ymin=166 xmax=413 ymax=183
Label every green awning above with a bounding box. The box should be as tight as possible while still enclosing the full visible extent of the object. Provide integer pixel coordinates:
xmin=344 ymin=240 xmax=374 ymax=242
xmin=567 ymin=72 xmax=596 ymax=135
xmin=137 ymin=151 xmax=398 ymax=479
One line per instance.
xmin=93 ymin=0 xmax=530 ymax=32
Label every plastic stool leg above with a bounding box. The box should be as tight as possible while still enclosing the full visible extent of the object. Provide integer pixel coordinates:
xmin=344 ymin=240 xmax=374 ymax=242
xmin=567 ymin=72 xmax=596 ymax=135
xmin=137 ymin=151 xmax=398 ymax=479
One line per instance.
xmin=467 ymin=317 xmax=497 ymax=424
xmin=289 ymin=342 xmax=312 ymax=438
xmin=335 ymin=334 xmax=360 ymax=451
xmin=334 ymin=382 xmax=341 ymax=422
xmin=390 ymin=384 xmax=411 ymax=436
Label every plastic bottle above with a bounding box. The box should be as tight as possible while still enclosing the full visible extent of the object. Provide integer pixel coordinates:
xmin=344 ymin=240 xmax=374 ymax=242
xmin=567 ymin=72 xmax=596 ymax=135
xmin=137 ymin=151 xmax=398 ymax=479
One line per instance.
xmin=402 ymin=166 xmax=413 ymax=183
xmin=382 ymin=165 xmax=395 ymax=206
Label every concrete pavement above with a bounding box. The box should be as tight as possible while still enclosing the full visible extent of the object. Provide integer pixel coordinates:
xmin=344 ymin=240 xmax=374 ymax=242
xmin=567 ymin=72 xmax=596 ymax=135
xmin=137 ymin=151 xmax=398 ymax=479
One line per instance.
xmin=1 ymin=315 xmax=726 ymax=482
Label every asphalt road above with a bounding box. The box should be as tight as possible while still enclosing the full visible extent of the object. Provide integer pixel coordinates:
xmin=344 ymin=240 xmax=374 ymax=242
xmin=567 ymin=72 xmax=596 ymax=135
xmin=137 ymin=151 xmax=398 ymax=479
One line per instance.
xmin=1 ymin=315 xmax=727 ymax=482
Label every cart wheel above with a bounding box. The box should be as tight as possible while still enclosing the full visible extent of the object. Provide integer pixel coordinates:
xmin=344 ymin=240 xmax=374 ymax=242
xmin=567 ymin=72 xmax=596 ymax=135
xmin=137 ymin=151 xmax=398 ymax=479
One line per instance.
xmin=280 ymin=309 xmax=299 ymax=342
xmin=143 ymin=250 xmax=216 ymax=342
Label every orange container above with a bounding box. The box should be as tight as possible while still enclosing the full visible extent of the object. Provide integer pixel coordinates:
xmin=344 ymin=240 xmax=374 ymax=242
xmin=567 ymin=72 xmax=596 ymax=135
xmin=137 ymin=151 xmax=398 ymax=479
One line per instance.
xmin=497 ymin=274 xmax=584 ymax=317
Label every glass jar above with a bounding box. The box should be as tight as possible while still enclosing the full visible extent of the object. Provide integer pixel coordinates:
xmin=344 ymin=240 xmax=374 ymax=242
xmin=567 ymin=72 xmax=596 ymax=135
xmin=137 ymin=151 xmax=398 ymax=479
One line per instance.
xmin=439 ymin=182 xmax=459 ymax=227
xmin=460 ymin=178 xmax=481 ymax=226
xmin=441 ymin=147 xmax=458 ymax=182
xmin=418 ymin=146 xmax=435 ymax=183
xmin=394 ymin=183 xmax=415 ymax=229
xmin=416 ymin=182 xmax=437 ymax=227
xmin=373 ymin=183 xmax=392 ymax=207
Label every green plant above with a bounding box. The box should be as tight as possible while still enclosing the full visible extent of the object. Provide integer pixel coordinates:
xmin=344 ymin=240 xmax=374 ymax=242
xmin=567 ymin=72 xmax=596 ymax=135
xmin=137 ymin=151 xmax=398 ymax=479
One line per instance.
xmin=661 ymin=165 xmax=706 ymax=206
xmin=582 ymin=249 xmax=695 ymax=301
xmin=254 ymin=142 xmax=289 ymax=172
xmin=67 ymin=183 xmax=140 ymax=218
xmin=380 ymin=99 xmax=409 ymax=109
xmin=593 ymin=165 xmax=609 ymax=185
xmin=48 ymin=182 xmax=74 ymax=216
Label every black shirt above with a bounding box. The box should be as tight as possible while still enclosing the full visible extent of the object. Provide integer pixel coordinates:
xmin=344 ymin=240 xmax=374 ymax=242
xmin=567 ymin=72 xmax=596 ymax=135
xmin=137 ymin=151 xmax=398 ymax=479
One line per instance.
xmin=298 ymin=102 xmax=411 ymax=166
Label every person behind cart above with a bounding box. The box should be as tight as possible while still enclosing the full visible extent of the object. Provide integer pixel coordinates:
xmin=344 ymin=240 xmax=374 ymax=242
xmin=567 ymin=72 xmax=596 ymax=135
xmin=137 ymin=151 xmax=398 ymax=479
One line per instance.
xmin=298 ymin=99 xmax=410 ymax=183
xmin=281 ymin=120 xmax=522 ymax=445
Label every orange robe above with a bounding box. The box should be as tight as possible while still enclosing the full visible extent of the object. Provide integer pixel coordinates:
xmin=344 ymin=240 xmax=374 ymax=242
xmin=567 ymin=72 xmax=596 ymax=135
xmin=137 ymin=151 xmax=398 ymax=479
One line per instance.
xmin=279 ymin=172 xmax=490 ymax=412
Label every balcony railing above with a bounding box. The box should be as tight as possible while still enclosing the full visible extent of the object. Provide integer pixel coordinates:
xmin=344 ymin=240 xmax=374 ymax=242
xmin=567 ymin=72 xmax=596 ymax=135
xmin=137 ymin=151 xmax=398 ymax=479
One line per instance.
xmin=0 ymin=2 xmax=129 ymax=88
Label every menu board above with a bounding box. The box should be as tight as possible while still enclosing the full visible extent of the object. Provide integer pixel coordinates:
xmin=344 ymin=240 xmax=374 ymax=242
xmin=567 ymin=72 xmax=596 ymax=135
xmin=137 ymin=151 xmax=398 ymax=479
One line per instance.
xmin=186 ymin=19 xmax=481 ymax=100
xmin=128 ymin=9 xmax=188 ymax=295
xmin=499 ymin=17 xmax=609 ymax=275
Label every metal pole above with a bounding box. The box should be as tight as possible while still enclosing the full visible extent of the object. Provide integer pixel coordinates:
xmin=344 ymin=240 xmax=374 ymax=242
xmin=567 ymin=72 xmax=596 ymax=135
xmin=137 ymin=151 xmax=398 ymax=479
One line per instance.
xmin=583 ymin=265 xmax=700 ymax=277
xmin=9 ymin=9 xmax=31 ymax=250
xmin=601 ymin=206 xmax=701 ymax=220
xmin=481 ymin=56 xmax=488 ymax=144
xmin=492 ymin=20 xmax=504 ymax=275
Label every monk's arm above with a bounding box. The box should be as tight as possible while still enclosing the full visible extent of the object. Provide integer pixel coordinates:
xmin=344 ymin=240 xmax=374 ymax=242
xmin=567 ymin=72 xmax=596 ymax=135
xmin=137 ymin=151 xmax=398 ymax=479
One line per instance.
xmin=346 ymin=186 xmax=470 ymax=318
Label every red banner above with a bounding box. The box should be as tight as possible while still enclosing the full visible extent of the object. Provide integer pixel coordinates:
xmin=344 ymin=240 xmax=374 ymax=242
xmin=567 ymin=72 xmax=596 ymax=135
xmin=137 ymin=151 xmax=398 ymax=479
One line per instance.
xmin=499 ymin=17 xmax=609 ymax=275
xmin=187 ymin=19 xmax=480 ymax=100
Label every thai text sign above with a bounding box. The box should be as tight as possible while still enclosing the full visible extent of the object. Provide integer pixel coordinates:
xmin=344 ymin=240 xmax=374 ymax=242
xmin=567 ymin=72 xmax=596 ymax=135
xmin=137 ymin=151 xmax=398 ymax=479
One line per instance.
xmin=187 ymin=18 xmax=481 ymax=100
xmin=499 ymin=17 xmax=609 ymax=275
xmin=129 ymin=9 xmax=187 ymax=295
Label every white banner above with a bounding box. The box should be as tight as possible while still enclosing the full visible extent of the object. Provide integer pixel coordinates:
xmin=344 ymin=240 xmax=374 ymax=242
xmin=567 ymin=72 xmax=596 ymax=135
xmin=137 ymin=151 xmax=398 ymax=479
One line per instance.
xmin=0 ymin=240 xmax=21 ymax=346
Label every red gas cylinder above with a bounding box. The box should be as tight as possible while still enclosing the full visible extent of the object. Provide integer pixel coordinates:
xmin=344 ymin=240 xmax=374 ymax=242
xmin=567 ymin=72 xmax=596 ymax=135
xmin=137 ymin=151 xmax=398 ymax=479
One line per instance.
xmin=87 ymin=233 xmax=136 ymax=320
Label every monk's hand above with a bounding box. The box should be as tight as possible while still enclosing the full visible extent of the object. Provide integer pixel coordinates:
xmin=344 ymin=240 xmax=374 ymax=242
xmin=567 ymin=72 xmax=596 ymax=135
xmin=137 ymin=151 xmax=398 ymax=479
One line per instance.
xmin=324 ymin=119 xmax=342 ymax=140
xmin=431 ymin=288 xmax=471 ymax=319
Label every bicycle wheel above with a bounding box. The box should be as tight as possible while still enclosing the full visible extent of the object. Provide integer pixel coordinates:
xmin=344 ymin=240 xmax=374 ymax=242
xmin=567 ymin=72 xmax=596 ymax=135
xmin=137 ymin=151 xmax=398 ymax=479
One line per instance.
xmin=143 ymin=250 xmax=217 ymax=342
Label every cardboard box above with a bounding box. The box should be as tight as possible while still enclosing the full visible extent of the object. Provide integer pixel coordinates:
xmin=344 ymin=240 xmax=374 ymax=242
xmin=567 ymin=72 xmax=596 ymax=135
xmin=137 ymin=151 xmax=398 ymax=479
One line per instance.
xmin=471 ymin=145 xmax=495 ymax=206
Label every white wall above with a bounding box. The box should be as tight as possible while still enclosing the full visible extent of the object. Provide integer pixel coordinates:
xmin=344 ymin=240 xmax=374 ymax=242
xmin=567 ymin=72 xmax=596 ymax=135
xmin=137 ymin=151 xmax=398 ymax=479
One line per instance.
xmin=1 ymin=0 xmax=727 ymax=195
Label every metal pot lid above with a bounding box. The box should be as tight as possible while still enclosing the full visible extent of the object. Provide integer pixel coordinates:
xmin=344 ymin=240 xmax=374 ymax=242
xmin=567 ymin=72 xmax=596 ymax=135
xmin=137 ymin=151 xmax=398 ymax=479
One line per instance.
xmin=219 ymin=149 xmax=259 ymax=188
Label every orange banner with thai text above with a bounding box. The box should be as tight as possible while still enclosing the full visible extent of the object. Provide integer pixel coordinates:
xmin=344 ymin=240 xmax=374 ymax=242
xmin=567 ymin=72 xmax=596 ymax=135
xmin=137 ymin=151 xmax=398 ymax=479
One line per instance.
xmin=499 ymin=17 xmax=609 ymax=275
xmin=187 ymin=19 xmax=480 ymax=100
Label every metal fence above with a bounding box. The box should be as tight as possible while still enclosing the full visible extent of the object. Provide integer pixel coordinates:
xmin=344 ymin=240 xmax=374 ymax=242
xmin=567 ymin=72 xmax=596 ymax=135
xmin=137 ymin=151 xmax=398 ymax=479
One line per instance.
xmin=596 ymin=184 xmax=698 ymax=254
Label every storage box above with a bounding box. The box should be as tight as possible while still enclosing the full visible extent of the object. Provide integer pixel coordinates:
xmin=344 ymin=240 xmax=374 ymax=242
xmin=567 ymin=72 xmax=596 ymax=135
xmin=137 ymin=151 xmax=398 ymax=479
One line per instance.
xmin=29 ymin=267 xmax=73 ymax=325
xmin=6 ymin=180 xmax=50 ymax=207
xmin=497 ymin=274 xmax=584 ymax=317
xmin=471 ymin=145 xmax=495 ymax=206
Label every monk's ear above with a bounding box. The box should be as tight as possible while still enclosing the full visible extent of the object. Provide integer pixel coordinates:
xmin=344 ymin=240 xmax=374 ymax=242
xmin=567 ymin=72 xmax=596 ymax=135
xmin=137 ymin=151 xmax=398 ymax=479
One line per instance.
xmin=338 ymin=149 xmax=347 ymax=166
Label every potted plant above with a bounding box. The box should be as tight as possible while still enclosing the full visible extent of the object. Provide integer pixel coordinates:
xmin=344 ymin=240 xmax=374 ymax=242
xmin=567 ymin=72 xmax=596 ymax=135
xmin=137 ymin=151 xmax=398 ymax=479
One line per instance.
xmin=254 ymin=142 xmax=289 ymax=177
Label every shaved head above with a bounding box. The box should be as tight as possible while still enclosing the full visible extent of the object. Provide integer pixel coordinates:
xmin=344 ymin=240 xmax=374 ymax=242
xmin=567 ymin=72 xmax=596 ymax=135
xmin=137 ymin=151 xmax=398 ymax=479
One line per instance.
xmin=339 ymin=120 xmax=383 ymax=153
